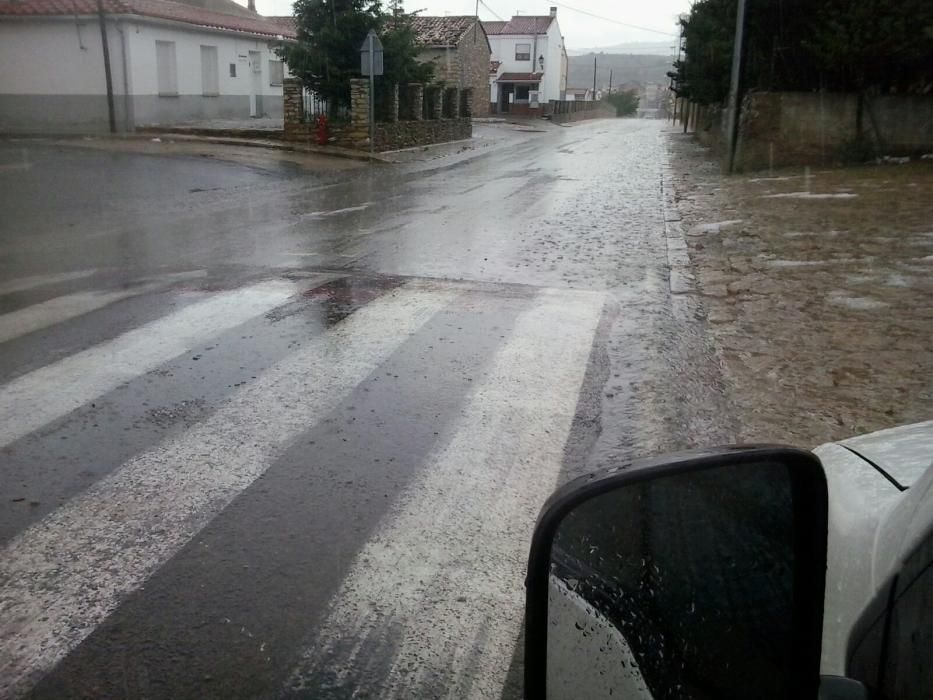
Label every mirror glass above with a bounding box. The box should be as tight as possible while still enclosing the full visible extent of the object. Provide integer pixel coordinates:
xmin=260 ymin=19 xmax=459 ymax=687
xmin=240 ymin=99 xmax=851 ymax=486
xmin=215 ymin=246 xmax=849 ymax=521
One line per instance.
xmin=546 ymin=461 xmax=797 ymax=699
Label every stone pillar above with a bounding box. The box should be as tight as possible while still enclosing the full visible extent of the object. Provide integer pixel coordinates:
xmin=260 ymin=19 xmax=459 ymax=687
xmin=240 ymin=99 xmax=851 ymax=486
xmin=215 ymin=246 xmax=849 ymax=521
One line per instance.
xmin=408 ymin=84 xmax=424 ymax=121
xmin=432 ymin=87 xmax=443 ymax=121
xmin=349 ymin=78 xmax=370 ymax=148
xmin=283 ymin=78 xmax=303 ymax=138
xmin=446 ymin=88 xmax=459 ymax=118
xmin=461 ymin=88 xmax=474 ymax=118
xmin=387 ymin=84 xmax=399 ymax=123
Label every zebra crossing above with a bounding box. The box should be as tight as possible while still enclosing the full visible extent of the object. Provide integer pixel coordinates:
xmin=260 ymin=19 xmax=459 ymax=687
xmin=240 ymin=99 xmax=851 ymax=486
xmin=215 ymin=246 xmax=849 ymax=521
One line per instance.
xmin=0 ymin=269 xmax=606 ymax=699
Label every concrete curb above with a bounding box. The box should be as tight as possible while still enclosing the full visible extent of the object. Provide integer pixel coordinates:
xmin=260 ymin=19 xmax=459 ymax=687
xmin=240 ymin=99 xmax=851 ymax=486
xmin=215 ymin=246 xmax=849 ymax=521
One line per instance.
xmin=0 ymin=132 xmax=390 ymax=164
xmin=659 ymin=142 xmax=696 ymax=296
xmin=137 ymin=133 xmax=391 ymax=163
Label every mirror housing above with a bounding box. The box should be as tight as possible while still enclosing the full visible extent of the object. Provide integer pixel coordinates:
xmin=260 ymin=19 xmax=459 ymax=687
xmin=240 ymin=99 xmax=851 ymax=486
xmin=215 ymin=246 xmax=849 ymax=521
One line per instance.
xmin=525 ymin=447 xmax=828 ymax=699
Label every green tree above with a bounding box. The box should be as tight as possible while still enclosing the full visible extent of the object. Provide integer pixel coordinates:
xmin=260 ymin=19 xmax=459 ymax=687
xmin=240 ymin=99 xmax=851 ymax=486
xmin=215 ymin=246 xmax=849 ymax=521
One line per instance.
xmin=671 ymin=0 xmax=933 ymax=103
xmin=281 ymin=0 xmax=433 ymax=117
xmin=673 ymin=0 xmax=736 ymax=105
xmin=604 ymin=90 xmax=640 ymax=117
xmin=805 ymin=0 xmax=933 ymax=92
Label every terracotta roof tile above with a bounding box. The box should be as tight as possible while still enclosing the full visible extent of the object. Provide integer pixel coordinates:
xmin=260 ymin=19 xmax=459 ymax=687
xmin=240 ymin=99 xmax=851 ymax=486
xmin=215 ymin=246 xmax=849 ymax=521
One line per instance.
xmin=0 ymin=0 xmax=130 ymax=13
xmin=266 ymin=14 xmax=295 ymax=33
xmin=481 ymin=20 xmax=506 ymax=35
xmin=410 ymin=15 xmax=476 ymax=47
xmin=0 ymin=0 xmax=296 ymax=37
xmin=483 ymin=15 xmax=552 ymax=36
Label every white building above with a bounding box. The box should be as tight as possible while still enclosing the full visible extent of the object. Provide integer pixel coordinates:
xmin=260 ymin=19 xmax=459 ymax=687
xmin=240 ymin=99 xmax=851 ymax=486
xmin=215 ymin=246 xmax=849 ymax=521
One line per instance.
xmin=0 ymin=0 xmax=296 ymax=133
xmin=484 ymin=8 xmax=568 ymax=115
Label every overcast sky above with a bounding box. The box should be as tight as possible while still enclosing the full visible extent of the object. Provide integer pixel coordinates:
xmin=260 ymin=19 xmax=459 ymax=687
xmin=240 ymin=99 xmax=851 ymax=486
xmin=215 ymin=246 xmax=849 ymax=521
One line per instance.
xmin=252 ymin=0 xmax=691 ymax=51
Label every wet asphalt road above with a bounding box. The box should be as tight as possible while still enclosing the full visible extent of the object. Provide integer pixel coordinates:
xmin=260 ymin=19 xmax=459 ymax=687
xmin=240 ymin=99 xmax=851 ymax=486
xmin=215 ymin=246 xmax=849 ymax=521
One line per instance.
xmin=0 ymin=120 xmax=733 ymax=698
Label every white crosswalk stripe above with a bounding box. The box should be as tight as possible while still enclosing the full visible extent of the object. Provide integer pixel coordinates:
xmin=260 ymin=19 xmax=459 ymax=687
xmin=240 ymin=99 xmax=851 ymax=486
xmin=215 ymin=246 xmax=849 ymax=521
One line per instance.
xmin=284 ymin=288 xmax=606 ymax=698
xmin=0 ymin=270 xmax=97 ymax=296
xmin=0 ymin=271 xmax=206 ymax=345
xmin=0 ymin=273 xmax=608 ymax=699
xmin=0 ymin=282 xmax=459 ymax=698
xmin=0 ymin=280 xmax=297 ymax=448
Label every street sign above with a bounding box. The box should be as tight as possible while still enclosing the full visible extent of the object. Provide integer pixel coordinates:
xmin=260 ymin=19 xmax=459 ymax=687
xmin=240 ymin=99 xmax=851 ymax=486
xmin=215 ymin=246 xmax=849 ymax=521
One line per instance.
xmin=360 ymin=30 xmax=384 ymax=77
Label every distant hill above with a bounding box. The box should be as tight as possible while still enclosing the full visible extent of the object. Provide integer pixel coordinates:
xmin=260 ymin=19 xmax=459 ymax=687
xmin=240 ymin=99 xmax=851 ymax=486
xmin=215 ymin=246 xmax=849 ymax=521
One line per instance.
xmin=567 ymin=53 xmax=673 ymax=91
xmin=567 ymin=41 xmax=675 ymax=57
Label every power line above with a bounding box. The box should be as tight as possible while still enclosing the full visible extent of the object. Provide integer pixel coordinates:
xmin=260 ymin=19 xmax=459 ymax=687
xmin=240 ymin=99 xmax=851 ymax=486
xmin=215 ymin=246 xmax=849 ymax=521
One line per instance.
xmin=548 ymin=1 xmax=678 ymax=37
xmin=477 ymin=0 xmax=504 ymax=21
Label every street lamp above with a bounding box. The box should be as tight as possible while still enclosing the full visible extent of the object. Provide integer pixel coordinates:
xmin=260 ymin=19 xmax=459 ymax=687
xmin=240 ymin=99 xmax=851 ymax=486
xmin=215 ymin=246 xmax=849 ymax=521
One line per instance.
xmin=538 ymin=55 xmax=544 ymax=71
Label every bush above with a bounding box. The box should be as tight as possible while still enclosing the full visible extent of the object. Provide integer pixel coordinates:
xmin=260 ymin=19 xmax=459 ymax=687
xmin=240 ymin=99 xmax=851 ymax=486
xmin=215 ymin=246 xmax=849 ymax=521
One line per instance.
xmin=605 ymin=90 xmax=639 ymax=117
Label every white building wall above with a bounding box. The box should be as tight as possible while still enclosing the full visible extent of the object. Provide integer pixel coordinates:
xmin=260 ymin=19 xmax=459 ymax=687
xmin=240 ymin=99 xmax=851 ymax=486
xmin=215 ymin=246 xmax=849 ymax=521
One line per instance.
xmin=127 ymin=21 xmax=286 ymax=125
xmin=0 ymin=16 xmax=289 ymax=132
xmin=0 ymin=20 xmax=108 ymax=95
xmin=0 ymin=18 xmax=133 ymax=132
xmin=542 ymin=22 xmax=564 ymax=102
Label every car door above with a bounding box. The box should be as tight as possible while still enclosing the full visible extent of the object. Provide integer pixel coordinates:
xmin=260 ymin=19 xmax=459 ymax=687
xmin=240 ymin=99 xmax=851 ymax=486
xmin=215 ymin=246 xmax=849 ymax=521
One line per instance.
xmin=847 ymin=519 xmax=933 ymax=697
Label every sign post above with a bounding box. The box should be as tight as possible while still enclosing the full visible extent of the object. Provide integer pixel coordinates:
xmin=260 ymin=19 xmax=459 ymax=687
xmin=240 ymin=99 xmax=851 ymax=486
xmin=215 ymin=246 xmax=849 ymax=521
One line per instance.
xmin=360 ymin=29 xmax=384 ymax=155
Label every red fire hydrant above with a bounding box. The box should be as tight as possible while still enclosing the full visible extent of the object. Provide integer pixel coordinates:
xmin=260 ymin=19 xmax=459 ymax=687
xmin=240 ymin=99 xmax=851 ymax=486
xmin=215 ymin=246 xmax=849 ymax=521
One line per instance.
xmin=315 ymin=114 xmax=329 ymax=146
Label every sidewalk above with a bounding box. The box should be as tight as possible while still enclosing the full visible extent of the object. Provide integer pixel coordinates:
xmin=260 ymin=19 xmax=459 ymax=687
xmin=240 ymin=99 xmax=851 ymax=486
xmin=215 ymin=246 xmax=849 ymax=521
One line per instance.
xmin=665 ymin=130 xmax=933 ymax=447
xmin=5 ymin=119 xmax=550 ymax=172
xmin=383 ymin=121 xmax=551 ymax=169
xmin=24 ymin=134 xmax=368 ymax=172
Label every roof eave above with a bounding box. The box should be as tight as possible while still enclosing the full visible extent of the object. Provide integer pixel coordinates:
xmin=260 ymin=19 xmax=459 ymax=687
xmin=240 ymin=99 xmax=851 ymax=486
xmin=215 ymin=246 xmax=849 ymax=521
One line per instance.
xmin=0 ymin=9 xmax=296 ymax=39
xmin=123 ymin=11 xmax=295 ymax=39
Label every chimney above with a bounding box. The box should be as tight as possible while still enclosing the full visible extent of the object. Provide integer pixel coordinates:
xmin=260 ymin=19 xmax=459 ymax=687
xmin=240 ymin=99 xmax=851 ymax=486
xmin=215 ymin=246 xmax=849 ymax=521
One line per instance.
xmin=247 ymin=0 xmax=256 ymax=11
xmin=549 ymin=6 xmax=556 ymax=17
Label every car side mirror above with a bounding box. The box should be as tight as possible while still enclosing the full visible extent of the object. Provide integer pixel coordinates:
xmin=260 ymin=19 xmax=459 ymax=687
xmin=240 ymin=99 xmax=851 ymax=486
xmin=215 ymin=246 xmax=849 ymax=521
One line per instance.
xmin=524 ymin=447 xmax=829 ymax=699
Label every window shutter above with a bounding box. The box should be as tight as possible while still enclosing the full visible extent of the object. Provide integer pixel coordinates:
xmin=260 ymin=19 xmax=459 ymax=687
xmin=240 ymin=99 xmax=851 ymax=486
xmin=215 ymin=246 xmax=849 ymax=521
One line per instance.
xmin=200 ymin=45 xmax=219 ymax=96
xmin=156 ymin=41 xmax=178 ymax=96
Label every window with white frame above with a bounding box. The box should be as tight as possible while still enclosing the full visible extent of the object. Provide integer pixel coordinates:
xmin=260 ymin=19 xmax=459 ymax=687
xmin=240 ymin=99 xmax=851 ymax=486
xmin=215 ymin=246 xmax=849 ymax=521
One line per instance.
xmin=200 ymin=45 xmax=219 ymax=96
xmin=269 ymin=60 xmax=284 ymax=87
xmin=515 ymin=43 xmax=531 ymax=61
xmin=155 ymin=40 xmax=178 ymax=96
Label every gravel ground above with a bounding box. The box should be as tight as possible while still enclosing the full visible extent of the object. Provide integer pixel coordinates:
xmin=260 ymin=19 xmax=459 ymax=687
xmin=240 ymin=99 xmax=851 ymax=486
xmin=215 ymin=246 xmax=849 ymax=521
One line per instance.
xmin=666 ymin=131 xmax=933 ymax=447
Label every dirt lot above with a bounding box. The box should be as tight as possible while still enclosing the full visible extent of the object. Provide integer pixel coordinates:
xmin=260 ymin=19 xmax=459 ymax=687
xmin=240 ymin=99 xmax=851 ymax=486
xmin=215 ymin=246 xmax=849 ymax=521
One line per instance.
xmin=666 ymin=131 xmax=933 ymax=447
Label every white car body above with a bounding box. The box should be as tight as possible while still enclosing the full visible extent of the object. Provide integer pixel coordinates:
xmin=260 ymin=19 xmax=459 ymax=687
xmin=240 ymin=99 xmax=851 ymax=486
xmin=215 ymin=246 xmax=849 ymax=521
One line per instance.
xmin=816 ymin=420 xmax=933 ymax=675
xmin=545 ymin=420 xmax=933 ymax=697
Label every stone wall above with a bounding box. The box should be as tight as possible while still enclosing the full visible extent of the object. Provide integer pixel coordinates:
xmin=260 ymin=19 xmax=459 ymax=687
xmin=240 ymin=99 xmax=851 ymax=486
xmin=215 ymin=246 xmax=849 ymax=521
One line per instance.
xmin=455 ymin=26 xmax=491 ymax=118
xmin=730 ymin=92 xmax=933 ymax=172
xmin=374 ymin=119 xmax=472 ymax=150
xmin=546 ymin=100 xmax=615 ymax=124
xmin=283 ymin=78 xmax=473 ymax=152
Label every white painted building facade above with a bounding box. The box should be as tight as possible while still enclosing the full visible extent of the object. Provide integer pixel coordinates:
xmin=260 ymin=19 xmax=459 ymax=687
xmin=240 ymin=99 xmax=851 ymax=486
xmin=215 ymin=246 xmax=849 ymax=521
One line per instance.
xmin=0 ymin=0 xmax=295 ymax=133
xmin=484 ymin=9 xmax=567 ymax=113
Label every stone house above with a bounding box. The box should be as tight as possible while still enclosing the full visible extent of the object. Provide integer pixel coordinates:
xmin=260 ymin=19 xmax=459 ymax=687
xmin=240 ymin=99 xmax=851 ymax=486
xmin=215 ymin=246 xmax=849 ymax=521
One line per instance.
xmin=411 ymin=16 xmax=491 ymax=117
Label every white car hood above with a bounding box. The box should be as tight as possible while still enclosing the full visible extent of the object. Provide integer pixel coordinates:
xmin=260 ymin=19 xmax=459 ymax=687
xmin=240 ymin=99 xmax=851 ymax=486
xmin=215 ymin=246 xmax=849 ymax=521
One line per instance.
xmin=840 ymin=419 xmax=933 ymax=488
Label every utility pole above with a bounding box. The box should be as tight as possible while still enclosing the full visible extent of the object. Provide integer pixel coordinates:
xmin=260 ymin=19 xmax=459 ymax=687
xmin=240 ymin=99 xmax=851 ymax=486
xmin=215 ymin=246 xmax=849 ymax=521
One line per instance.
xmin=96 ymin=0 xmax=116 ymax=133
xmin=608 ymin=69 xmax=613 ymax=94
xmin=672 ymin=23 xmax=683 ymax=125
xmin=725 ymin=0 xmax=748 ymax=173
xmin=368 ymin=31 xmax=375 ymax=156
xmin=592 ymin=53 xmax=597 ymax=99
